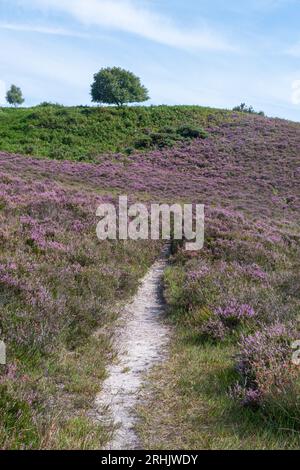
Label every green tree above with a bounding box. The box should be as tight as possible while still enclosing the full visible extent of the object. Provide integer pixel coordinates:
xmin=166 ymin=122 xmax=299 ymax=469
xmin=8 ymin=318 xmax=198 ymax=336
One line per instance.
xmin=91 ymin=67 xmax=149 ymax=107
xmin=6 ymin=85 xmax=24 ymax=107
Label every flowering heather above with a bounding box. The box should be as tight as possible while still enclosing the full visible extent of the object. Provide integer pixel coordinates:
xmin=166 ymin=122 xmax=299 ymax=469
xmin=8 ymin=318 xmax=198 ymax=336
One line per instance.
xmin=0 ymin=152 xmax=163 ymax=448
xmin=1 ymin=112 xmax=299 ymax=221
xmin=0 ymin=108 xmax=299 ymax=447
xmin=232 ymin=324 xmax=298 ymax=406
xmin=200 ymin=317 xmax=227 ymax=342
xmin=215 ymin=300 xmax=256 ymax=325
xmin=197 ymin=300 xmax=256 ymax=341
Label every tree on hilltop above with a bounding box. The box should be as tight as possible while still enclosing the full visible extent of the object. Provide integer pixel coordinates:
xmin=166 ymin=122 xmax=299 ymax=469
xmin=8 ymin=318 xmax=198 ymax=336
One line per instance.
xmin=6 ymin=84 xmax=24 ymax=107
xmin=91 ymin=67 xmax=149 ymax=107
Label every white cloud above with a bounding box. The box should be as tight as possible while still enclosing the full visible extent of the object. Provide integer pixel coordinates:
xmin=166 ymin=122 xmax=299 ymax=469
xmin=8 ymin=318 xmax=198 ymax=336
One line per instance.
xmin=0 ymin=36 xmax=96 ymax=89
xmin=0 ymin=80 xmax=6 ymax=104
xmin=23 ymin=0 xmax=235 ymax=52
xmin=0 ymin=21 xmax=90 ymax=38
xmin=291 ymin=80 xmax=300 ymax=105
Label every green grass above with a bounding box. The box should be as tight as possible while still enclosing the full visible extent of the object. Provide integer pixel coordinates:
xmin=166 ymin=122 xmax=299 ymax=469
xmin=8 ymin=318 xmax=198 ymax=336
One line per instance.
xmin=0 ymin=105 xmax=226 ymax=161
xmin=0 ymin=332 xmax=112 ymax=449
xmin=137 ymin=328 xmax=300 ymax=450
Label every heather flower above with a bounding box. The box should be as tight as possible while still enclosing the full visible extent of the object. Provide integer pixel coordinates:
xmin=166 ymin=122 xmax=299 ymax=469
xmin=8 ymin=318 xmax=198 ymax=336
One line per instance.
xmin=186 ymin=265 xmax=211 ymax=282
xmin=0 ymin=363 xmax=18 ymax=384
xmin=200 ymin=317 xmax=227 ymax=342
xmin=231 ymin=323 xmax=298 ymax=407
xmin=72 ymin=220 xmax=86 ymax=232
xmin=215 ymin=300 xmax=256 ymax=327
xmin=230 ymin=262 xmax=268 ymax=282
xmin=229 ymin=383 xmax=262 ymax=408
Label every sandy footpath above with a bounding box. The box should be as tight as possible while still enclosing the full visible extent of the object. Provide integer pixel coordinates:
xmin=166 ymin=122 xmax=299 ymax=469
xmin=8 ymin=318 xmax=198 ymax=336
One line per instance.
xmin=95 ymin=246 xmax=170 ymax=450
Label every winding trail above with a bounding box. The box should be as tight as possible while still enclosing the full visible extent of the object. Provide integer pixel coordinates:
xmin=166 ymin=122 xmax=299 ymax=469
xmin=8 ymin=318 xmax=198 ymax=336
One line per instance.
xmin=95 ymin=246 xmax=170 ymax=450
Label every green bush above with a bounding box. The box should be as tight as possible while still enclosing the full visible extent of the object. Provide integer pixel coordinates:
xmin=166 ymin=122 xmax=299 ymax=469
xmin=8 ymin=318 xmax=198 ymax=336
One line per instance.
xmin=177 ymin=125 xmax=208 ymax=139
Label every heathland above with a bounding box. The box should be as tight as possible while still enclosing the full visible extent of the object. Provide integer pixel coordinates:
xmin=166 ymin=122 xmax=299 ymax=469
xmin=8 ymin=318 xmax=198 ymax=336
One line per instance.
xmin=0 ymin=105 xmax=299 ymax=449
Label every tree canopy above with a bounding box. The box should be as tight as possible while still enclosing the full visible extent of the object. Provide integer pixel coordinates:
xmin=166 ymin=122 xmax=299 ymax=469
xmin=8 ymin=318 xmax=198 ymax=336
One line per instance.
xmin=91 ymin=67 xmax=149 ymax=106
xmin=6 ymin=84 xmax=24 ymax=107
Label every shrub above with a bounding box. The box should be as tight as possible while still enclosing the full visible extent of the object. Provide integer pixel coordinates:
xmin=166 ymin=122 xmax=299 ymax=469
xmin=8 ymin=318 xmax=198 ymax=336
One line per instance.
xmin=215 ymin=300 xmax=256 ymax=328
xmin=199 ymin=300 xmax=256 ymax=341
xmin=134 ymin=130 xmax=178 ymax=150
xmin=134 ymin=135 xmax=153 ymax=149
xmin=200 ymin=317 xmax=227 ymax=342
xmin=37 ymin=102 xmax=63 ymax=108
xmin=177 ymin=125 xmax=208 ymax=139
xmin=149 ymin=132 xmax=178 ymax=148
xmin=231 ymin=323 xmax=298 ymax=407
xmin=133 ymin=124 xmax=208 ymax=150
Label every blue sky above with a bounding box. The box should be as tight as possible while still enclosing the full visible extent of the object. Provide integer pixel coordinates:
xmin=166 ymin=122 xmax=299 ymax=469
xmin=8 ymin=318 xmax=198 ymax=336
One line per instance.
xmin=0 ymin=0 xmax=300 ymax=120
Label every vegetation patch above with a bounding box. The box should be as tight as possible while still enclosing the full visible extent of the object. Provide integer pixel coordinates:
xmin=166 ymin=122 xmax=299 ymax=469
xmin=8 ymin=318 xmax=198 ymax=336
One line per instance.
xmin=0 ymin=105 xmax=223 ymax=161
xmin=0 ymin=105 xmax=299 ymax=449
xmin=0 ymin=155 xmax=161 ymax=449
xmin=137 ymin=204 xmax=300 ymax=449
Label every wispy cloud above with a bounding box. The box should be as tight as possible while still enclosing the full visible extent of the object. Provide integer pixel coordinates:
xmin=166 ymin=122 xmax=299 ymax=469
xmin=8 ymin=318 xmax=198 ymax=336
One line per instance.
xmin=24 ymin=0 xmax=235 ymax=52
xmin=0 ymin=21 xmax=90 ymax=38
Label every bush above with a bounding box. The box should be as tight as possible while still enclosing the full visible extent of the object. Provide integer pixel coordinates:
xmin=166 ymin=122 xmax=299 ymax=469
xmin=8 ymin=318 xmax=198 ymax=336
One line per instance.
xmin=134 ymin=135 xmax=153 ymax=149
xmin=133 ymin=125 xmax=208 ymax=150
xmin=215 ymin=300 xmax=256 ymax=328
xmin=37 ymin=102 xmax=63 ymax=108
xmin=177 ymin=125 xmax=208 ymax=139
xmin=199 ymin=300 xmax=256 ymax=341
xmin=149 ymin=132 xmax=178 ymax=148
xmin=200 ymin=317 xmax=227 ymax=342
xmin=230 ymin=323 xmax=298 ymax=407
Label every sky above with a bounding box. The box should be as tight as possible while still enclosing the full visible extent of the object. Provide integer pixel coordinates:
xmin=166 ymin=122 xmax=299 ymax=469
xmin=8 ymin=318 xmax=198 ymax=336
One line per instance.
xmin=0 ymin=0 xmax=300 ymax=121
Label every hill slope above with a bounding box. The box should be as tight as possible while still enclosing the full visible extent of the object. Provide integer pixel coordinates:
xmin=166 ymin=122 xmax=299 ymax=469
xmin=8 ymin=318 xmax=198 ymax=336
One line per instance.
xmin=0 ymin=105 xmax=222 ymax=161
xmin=0 ymin=107 xmax=300 ymax=449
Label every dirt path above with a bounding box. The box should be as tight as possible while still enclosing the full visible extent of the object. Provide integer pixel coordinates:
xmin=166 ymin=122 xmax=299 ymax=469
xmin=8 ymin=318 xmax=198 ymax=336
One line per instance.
xmin=95 ymin=246 xmax=171 ymax=450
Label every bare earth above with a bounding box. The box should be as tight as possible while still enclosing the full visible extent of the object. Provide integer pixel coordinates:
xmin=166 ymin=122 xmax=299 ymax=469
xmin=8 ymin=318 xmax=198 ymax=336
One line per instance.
xmin=95 ymin=246 xmax=170 ymax=450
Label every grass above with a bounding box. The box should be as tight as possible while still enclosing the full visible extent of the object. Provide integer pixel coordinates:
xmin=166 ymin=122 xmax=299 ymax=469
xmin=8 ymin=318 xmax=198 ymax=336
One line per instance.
xmin=0 ymin=105 xmax=224 ymax=161
xmin=137 ymin=328 xmax=300 ymax=450
xmin=0 ymin=332 xmax=112 ymax=449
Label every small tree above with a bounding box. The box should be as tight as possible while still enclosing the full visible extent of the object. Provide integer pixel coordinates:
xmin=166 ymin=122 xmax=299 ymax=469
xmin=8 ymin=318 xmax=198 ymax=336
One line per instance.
xmin=6 ymin=84 xmax=24 ymax=107
xmin=91 ymin=67 xmax=149 ymax=107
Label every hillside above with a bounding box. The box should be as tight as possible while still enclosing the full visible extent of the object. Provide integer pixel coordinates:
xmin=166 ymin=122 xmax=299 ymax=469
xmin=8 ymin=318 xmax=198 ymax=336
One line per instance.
xmin=0 ymin=105 xmax=226 ymax=160
xmin=1 ymin=107 xmax=298 ymax=220
xmin=0 ymin=107 xmax=300 ymax=449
